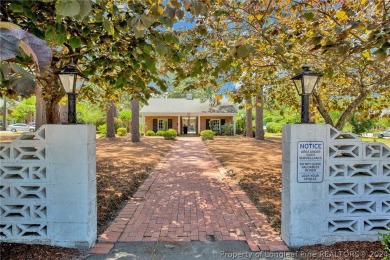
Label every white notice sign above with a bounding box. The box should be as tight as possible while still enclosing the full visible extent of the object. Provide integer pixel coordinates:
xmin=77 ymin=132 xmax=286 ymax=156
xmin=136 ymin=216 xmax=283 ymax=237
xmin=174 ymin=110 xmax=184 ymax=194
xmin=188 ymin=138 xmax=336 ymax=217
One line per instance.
xmin=297 ymin=141 xmax=324 ymax=183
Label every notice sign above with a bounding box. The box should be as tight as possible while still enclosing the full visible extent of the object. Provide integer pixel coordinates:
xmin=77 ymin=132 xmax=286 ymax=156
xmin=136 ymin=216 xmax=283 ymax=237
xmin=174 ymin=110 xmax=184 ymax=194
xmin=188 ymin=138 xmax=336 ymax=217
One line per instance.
xmin=297 ymin=141 xmax=324 ymax=183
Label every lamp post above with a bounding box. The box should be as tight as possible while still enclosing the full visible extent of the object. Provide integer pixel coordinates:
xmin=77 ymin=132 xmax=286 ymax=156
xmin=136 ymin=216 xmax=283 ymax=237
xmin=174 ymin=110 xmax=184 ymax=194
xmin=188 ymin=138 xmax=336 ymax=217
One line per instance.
xmin=55 ymin=62 xmax=87 ymax=124
xmin=291 ymin=65 xmax=323 ymax=123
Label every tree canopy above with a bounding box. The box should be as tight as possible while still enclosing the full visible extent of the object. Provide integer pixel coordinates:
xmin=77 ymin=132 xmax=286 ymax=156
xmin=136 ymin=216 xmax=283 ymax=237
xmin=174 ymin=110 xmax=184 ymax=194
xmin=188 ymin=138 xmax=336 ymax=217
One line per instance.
xmin=1 ymin=0 xmax=389 ymax=129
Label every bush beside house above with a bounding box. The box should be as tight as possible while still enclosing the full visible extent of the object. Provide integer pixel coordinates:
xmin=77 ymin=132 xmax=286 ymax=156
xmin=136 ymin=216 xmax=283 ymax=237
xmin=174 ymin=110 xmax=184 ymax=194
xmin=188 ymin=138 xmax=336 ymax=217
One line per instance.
xmin=201 ymin=130 xmax=215 ymax=141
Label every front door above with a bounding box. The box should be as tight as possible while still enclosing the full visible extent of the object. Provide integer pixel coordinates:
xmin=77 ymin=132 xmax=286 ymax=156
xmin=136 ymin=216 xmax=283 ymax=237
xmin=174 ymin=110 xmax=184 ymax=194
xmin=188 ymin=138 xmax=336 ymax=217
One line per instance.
xmin=182 ymin=117 xmax=197 ymax=134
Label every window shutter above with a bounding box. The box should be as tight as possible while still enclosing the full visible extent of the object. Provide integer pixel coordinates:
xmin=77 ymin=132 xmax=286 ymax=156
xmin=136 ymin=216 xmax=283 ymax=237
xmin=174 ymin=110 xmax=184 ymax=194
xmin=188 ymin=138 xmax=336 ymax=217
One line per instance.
xmin=168 ymin=119 xmax=173 ymax=129
xmin=153 ymin=119 xmax=158 ymax=132
xmin=206 ymin=119 xmax=210 ymax=130
xmin=221 ymin=119 xmax=226 ymax=125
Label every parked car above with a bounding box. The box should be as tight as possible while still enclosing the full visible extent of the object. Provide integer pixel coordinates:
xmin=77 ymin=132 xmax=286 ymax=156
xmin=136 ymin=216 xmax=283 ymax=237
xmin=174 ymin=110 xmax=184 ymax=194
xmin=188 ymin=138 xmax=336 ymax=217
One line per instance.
xmin=376 ymin=129 xmax=390 ymax=138
xmin=6 ymin=123 xmax=35 ymax=132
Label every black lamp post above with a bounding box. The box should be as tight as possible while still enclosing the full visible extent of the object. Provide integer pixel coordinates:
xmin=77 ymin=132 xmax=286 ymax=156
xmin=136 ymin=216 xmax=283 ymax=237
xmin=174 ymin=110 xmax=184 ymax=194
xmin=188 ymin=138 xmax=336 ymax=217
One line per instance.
xmin=291 ymin=65 xmax=323 ymax=123
xmin=55 ymin=62 xmax=86 ymax=124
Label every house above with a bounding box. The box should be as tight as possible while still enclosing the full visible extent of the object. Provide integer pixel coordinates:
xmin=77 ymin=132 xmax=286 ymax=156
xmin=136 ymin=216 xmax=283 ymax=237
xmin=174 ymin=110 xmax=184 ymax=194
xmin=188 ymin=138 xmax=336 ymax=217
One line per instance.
xmin=140 ymin=97 xmax=237 ymax=135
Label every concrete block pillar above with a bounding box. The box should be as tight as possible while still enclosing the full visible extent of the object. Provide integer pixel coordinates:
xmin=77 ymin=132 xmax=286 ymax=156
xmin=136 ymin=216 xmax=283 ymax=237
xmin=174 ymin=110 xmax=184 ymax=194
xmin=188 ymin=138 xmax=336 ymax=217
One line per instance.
xmin=282 ymin=124 xmax=390 ymax=248
xmin=282 ymin=124 xmax=328 ymax=248
xmin=46 ymin=125 xmax=97 ymax=249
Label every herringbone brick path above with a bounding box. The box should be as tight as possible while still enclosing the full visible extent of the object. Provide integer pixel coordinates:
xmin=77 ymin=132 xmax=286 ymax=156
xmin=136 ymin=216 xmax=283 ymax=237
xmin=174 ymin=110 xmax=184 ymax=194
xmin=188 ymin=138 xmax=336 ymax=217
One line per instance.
xmin=90 ymin=137 xmax=288 ymax=254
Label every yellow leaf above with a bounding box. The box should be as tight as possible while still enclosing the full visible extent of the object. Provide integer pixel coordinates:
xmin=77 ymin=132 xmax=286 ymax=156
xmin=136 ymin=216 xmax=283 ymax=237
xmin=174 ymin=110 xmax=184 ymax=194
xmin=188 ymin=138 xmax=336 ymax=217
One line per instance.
xmin=361 ymin=0 xmax=367 ymax=5
xmin=256 ymin=14 xmax=262 ymax=20
xmin=335 ymin=10 xmax=347 ymax=21
xmin=248 ymin=15 xmax=254 ymax=22
xmin=362 ymin=50 xmax=370 ymax=59
xmin=214 ymin=94 xmax=222 ymax=101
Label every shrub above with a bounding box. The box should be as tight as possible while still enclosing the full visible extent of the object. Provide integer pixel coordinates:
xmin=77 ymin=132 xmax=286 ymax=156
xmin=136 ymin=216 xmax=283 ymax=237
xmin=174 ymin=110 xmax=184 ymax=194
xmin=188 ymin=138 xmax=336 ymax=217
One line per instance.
xmin=201 ymin=130 xmax=215 ymax=141
xmin=163 ymin=129 xmax=177 ymax=140
xmin=266 ymin=122 xmax=283 ymax=133
xmin=380 ymin=228 xmax=390 ymax=259
xmin=221 ymin=123 xmax=234 ymax=136
xmin=146 ymin=130 xmax=155 ymax=136
xmin=117 ymin=127 xmax=127 ymax=136
xmin=97 ymin=124 xmax=107 ymax=136
xmin=156 ymin=130 xmax=165 ymax=136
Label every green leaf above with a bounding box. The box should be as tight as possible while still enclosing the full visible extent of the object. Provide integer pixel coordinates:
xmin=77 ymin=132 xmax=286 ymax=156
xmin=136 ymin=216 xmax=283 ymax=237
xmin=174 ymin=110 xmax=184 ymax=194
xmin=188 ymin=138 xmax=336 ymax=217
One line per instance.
xmin=237 ymin=45 xmax=250 ymax=58
xmin=76 ymin=0 xmax=92 ymax=19
xmin=140 ymin=15 xmax=154 ymax=28
xmin=45 ymin=27 xmax=57 ymax=40
xmin=69 ymin=36 xmax=82 ymax=48
xmin=56 ymin=0 xmax=80 ymax=17
xmin=9 ymin=3 xmax=24 ymax=13
xmin=55 ymin=31 xmax=67 ymax=45
xmin=312 ymin=36 xmax=322 ymax=45
xmin=274 ymin=45 xmax=284 ymax=54
xmin=130 ymin=17 xmax=145 ymax=31
xmin=155 ymin=42 xmax=168 ymax=56
xmin=10 ymin=64 xmax=35 ymax=79
xmin=142 ymin=44 xmax=153 ymax=54
xmin=198 ymin=25 xmax=207 ymax=36
xmin=103 ymin=18 xmax=114 ymax=35
xmin=81 ymin=27 xmax=91 ymax=36
xmin=134 ymin=28 xmax=145 ymax=39
xmin=303 ymin=12 xmax=314 ymax=21
xmin=94 ymin=11 xmax=104 ymax=22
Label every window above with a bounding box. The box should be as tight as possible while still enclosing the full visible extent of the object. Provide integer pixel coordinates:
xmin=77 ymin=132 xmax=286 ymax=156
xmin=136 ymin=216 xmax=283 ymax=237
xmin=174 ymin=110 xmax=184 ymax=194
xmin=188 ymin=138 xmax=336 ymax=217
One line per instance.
xmin=210 ymin=119 xmax=221 ymax=132
xmin=158 ymin=119 xmax=167 ymax=130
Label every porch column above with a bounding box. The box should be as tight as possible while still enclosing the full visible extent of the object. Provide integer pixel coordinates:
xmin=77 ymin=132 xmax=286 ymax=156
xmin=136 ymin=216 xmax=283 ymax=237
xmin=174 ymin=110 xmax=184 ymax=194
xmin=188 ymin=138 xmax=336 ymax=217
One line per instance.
xmin=233 ymin=116 xmax=236 ymax=136
xmin=178 ymin=115 xmax=181 ymax=135
xmin=198 ymin=116 xmax=201 ymax=135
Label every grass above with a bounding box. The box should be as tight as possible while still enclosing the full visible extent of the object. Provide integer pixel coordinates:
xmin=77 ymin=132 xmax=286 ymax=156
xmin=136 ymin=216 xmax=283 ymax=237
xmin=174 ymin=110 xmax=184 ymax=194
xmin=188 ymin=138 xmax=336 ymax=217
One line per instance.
xmin=265 ymin=132 xmax=282 ymax=138
xmin=361 ymin=137 xmax=390 ymax=146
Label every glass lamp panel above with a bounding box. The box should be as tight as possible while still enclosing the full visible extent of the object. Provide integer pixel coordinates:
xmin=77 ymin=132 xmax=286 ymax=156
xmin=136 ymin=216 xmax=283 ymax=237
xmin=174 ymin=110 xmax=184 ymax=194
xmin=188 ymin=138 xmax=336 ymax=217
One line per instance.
xmin=302 ymin=75 xmax=319 ymax=94
xmin=292 ymin=79 xmax=303 ymax=95
xmin=58 ymin=74 xmax=76 ymax=93
xmin=74 ymin=77 xmax=85 ymax=94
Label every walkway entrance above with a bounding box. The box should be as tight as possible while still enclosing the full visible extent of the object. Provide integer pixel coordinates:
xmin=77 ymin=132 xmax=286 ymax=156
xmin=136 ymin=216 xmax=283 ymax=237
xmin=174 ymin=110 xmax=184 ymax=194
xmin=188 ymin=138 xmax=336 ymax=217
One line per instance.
xmin=90 ymin=137 xmax=288 ymax=254
xmin=181 ymin=116 xmax=197 ymax=135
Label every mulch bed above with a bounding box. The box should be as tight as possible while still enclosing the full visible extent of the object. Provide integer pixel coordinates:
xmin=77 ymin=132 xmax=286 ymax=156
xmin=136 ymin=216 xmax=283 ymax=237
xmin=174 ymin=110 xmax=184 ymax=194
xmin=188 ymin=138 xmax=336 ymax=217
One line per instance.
xmin=0 ymin=135 xmax=388 ymax=259
xmin=205 ymin=136 xmax=388 ymax=260
xmin=0 ymin=135 xmax=173 ymax=260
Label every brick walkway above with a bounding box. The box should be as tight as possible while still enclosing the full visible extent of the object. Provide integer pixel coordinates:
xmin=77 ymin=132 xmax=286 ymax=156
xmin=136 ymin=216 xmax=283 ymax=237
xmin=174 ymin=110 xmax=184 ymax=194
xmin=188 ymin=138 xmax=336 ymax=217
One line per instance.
xmin=90 ymin=137 xmax=288 ymax=254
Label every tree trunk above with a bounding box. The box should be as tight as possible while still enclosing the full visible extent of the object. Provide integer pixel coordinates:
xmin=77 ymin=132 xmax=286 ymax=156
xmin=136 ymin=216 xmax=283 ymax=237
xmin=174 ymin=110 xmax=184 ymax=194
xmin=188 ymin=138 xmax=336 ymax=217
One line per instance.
xmin=313 ymin=89 xmax=369 ymax=130
xmin=245 ymin=97 xmax=253 ymax=138
xmin=2 ymin=96 xmax=7 ymax=130
xmin=255 ymin=89 xmax=265 ymax=140
xmin=40 ymin=72 xmax=64 ymax=124
xmin=131 ymin=98 xmax=140 ymax=142
xmin=45 ymin=102 xmax=60 ymax=124
xmin=35 ymin=86 xmax=46 ymax=129
xmin=106 ymin=100 xmax=116 ymax=138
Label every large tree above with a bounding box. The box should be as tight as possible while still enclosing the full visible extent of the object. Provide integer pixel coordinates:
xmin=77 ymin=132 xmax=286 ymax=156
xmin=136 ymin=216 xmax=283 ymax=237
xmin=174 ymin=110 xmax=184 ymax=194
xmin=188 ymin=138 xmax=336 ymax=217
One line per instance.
xmin=181 ymin=0 xmax=389 ymax=130
xmin=2 ymin=0 xmax=199 ymax=130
